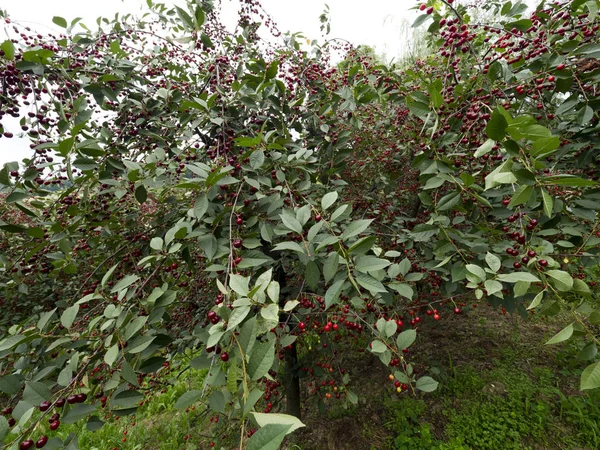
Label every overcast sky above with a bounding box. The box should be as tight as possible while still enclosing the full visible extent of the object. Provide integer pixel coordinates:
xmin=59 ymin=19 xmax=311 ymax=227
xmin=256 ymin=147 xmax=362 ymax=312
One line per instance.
xmin=0 ymin=0 xmax=418 ymax=166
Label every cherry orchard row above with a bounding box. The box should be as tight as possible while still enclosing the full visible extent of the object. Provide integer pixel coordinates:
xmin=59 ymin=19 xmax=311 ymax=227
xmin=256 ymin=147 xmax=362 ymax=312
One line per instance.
xmin=1 ymin=0 xmax=600 ymax=449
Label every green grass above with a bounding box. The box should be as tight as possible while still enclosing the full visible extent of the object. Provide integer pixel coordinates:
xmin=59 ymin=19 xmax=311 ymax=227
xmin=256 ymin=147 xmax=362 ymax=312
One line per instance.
xmin=380 ymin=339 xmax=600 ymax=450
xmin=53 ymin=367 xmax=213 ymax=450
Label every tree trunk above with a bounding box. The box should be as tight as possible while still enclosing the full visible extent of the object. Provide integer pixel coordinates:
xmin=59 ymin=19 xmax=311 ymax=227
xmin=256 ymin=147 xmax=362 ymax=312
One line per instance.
xmin=284 ymin=342 xmax=301 ymax=419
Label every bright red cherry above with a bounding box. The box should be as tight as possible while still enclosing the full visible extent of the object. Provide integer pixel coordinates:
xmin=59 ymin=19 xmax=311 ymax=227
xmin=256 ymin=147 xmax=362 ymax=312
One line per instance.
xmin=220 ymin=352 xmax=229 ymax=362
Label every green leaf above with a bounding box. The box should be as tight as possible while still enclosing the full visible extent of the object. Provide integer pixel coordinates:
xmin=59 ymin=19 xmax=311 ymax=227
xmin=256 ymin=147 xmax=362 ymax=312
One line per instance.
xmin=531 ymin=136 xmax=560 ymax=157
xmin=247 ymin=340 xmax=275 ymax=380
xmin=389 ymin=283 xmax=414 ymax=300
xmin=194 ymin=5 xmax=205 ymax=28
xmin=396 ymin=329 xmax=417 ymax=350
xmin=175 ymin=390 xmax=203 ymax=409
xmin=541 ymin=189 xmax=553 ymax=218
xmin=356 ymin=273 xmax=387 ymax=294
xmin=247 ymin=424 xmax=292 ymax=450
xmin=243 ymin=388 xmax=264 ymax=416
xmin=229 ymin=274 xmax=250 ymax=296
xmin=110 ymin=275 xmax=140 ymax=293
xmin=305 ymin=261 xmax=320 ymax=290
xmin=86 ymin=416 xmax=105 ymax=432
xmin=126 ymin=336 xmax=156 ymax=354
xmin=150 ymin=237 xmax=163 ymax=251
xmin=23 ymin=382 xmax=51 ymax=404
xmin=121 ymin=359 xmax=139 ymax=387
xmin=0 ymin=375 xmax=22 ymax=395
xmin=416 ymin=376 xmax=439 ymax=392
xmin=324 ymin=279 xmax=345 ymax=309
xmin=527 ymin=291 xmax=544 ymax=310
xmin=342 ymin=219 xmax=373 ymax=241
xmin=371 ymin=340 xmax=387 ymax=354
xmin=466 ymin=264 xmax=487 ymax=282
xmin=251 ymin=412 xmax=305 ymax=432
xmin=62 ymin=404 xmax=97 ymax=424
xmin=485 ymin=253 xmax=501 ymax=273
xmin=112 ymin=390 xmax=143 ymax=409
xmin=227 ymin=306 xmax=251 ymax=331
xmin=193 ymin=194 xmax=209 ymax=220
xmin=581 ymin=362 xmax=600 ymax=390
xmin=134 ymin=185 xmax=147 ymax=204
xmin=474 ymin=139 xmax=495 ymax=158
xmin=577 ymin=343 xmax=597 ymax=361
xmin=545 ymin=270 xmax=573 ymax=292
xmin=61 ymin=304 xmax=79 ymax=329
xmin=321 ymin=191 xmax=338 ymax=210
xmin=508 ymin=185 xmax=533 ymax=208
xmin=546 ymin=323 xmax=574 ymax=345
xmin=175 ymin=6 xmax=195 ymax=30
xmin=209 ymin=391 xmax=226 ymax=414
xmin=0 ymin=416 xmax=8 ymax=442
xmin=497 ymin=273 xmax=540 ymax=283
xmin=485 ymin=108 xmax=508 ymax=141
xmin=280 ymin=211 xmax=303 ymax=234
xmin=1 ymin=40 xmax=15 ymax=60
xmin=37 ymin=308 xmax=57 ymax=331
xmin=323 ymin=253 xmax=339 ymax=284
xmin=437 ymin=192 xmax=461 ymax=211
xmin=272 ymin=241 xmax=305 ymax=253
xmin=484 ymin=280 xmax=503 ymax=296
xmin=355 ymin=256 xmax=391 ymax=273
xmin=104 ymin=344 xmax=119 ymax=367
xmin=52 ymin=16 xmax=68 ymax=28
xmin=543 ymin=175 xmax=598 ymax=187
xmin=124 ymin=316 xmax=148 ymax=340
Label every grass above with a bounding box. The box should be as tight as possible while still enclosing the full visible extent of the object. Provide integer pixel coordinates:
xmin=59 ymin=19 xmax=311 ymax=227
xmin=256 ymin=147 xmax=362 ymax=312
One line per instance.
xmin=24 ymin=306 xmax=600 ymax=450
xmin=53 ymin=366 xmax=213 ymax=450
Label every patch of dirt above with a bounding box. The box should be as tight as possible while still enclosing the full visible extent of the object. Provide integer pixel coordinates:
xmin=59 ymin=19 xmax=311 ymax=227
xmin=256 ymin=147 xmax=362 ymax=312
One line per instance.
xmin=282 ymin=304 xmax=572 ymax=450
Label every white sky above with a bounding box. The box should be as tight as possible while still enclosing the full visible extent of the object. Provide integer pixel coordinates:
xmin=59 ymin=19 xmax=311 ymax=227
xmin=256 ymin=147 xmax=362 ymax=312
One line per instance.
xmin=0 ymin=0 xmax=418 ymax=166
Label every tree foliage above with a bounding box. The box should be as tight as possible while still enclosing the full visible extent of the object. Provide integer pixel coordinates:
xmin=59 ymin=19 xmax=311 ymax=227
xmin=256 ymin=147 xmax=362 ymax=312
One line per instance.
xmin=0 ymin=0 xmax=600 ymax=448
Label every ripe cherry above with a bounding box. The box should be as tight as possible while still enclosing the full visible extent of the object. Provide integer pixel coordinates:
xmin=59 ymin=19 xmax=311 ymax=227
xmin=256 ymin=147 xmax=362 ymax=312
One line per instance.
xmin=50 ymin=420 xmax=60 ymax=431
xmin=220 ymin=352 xmax=229 ymax=362
xmin=453 ymin=307 xmax=462 ymax=315
xmin=233 ymin=239 xmax=242 ymax=248
xmin=66 ymin=395 xmax=78 ymax=405
xmin=36 ymin=436 xmax=48 ymax=449
xmin=39 ymin=401 xmax=51 ymax=412
xmin=20 ymin=440 xmax=34 ymax=450
xmin=315 ymin=214 xmax=322 ymax=222
xmin=539 ymin=259 xmax=548 ymax=267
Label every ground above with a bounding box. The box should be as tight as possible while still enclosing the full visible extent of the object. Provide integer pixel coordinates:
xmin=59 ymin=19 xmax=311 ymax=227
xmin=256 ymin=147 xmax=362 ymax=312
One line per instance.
xmin=285 ymin=304 xmax=599 ymax=450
